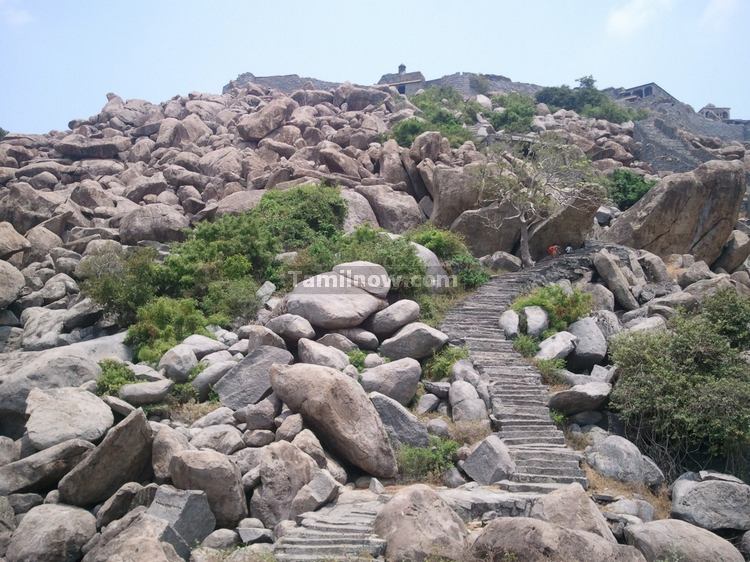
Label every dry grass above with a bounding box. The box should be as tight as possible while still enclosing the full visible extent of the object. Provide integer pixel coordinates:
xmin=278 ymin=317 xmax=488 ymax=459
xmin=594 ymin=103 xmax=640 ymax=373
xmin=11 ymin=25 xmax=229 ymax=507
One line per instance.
xmin=563 ymin=428 xmax=593 ymax=451
xmin=450 ymin=420 xmax=492 ymax=445
xmin=169 ymin=400 xmax=223 ymax=425
xmin=584 ymin=464 xmax=671 ymax=519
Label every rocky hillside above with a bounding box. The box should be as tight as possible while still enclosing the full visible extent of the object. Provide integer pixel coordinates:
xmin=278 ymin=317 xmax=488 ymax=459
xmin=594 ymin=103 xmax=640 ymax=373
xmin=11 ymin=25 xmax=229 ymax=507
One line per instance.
xmin=1 ymin=78 xmax=750 ymax=561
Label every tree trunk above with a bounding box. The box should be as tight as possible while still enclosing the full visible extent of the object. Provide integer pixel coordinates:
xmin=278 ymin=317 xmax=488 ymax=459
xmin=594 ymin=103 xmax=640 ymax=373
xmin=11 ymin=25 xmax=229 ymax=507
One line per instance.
xmin=519 ymin=219 xmax=535 ymax=268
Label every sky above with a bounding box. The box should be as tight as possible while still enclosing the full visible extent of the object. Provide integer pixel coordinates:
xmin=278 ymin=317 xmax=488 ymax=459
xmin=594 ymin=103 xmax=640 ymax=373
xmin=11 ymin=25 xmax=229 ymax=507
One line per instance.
xmin=1 ymin=0 xmax=748 ymax=134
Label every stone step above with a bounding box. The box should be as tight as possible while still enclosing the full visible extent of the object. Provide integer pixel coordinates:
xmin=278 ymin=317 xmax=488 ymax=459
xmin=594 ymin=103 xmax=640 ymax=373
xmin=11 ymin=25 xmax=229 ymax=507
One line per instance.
xmin=501 ymin=428 xmax=563 ymax=438
xmin=275 ymin=544 xmax=385 ymax=558
xmin=513 ymin=472 xmax=589 ymax=485
xmin=502 ymin=436 xmax=567 ymax=446
xmin=496 ymin=480 xmax=577 ymax=494
xmin=514 ymin=464 xmax=585 ymax=477
xmin=500 ymin=419 xmax=555 ymax=427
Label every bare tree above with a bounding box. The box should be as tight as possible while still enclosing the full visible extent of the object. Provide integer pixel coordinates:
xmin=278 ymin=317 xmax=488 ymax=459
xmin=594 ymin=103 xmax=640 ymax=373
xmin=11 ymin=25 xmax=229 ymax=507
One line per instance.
xmin=472 ymin=133 xmax=605 ymax=267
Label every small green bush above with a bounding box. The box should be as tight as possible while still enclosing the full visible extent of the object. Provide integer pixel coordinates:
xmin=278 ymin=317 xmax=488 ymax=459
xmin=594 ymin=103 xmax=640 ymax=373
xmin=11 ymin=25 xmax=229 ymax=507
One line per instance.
xmin=512 ymin=285 xmax=592 ymax=332
xmin=201 ymin=278 xmax=260 ymax=327
xmin=391 ymin=118 xmax=430 ymax=147
xmin=534 ymin=358 xmax=566 ymax=386
xmin=126 ymin=297 xmax=210 ymax=363
xmin=701 ymin=289 xmax=750 ymax=350
xmin=406 ymin=225 xmax=468 ymax=262
xmin=549 ymin=409 xmax=566 ymax=427
xmin=489 ymin=93 xmax=536 ymax=133
xmin=96 ymin=360 xmax=138 ymax=396
xmin=423 ymin=346 xmax=469 ymax=380
xmin=513 ymin=334 xmax=539 ymax=357
xmin=391 ymin=87 xmax=474 ymax=148
xmin=398 ymin=436 xmax=460 ymax=480
xmin=0 ymin=127 xmax=8 ymax=141
xmin=170 ymin=381 xmax=199 ymax=404
xmin=448 ymin=253 xmax=490 ymax=289
xmin=607 ymin=169 xmax=656 ymax=210
xmin=347 ymin=349 xmax=367 ymax=372
xmin=535 ymin=78 xmax=646 ymax=124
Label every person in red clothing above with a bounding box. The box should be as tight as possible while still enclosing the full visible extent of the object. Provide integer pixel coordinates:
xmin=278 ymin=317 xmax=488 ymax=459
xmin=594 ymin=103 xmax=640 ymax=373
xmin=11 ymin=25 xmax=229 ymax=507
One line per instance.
xmin=547 ymin=244 xmax=561 ymax=258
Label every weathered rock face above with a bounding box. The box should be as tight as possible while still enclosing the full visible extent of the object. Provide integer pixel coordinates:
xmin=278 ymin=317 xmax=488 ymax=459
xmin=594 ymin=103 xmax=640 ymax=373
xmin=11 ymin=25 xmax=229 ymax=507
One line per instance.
xmin=58 ymin=409 xmax=153 ymax=506
xmin=671 ymin=472 xmax=750 ymax=531
xmin=585 ymin=435 xmax=664 ymax=489
xmin=119 ymin=203 xmax=190 ymax=245
xmin=270 ymin=363 xmax=398 ymax=477
xmin=354 ymin=184 xmax=425 ymax=233
xmin=25 ymin=387 xmax=114 ymax=450
xmin=0 ymin=260 xmax=24 ymax=308
xmin=379 ymin=322 xmax=448 ymax=360
xmin=374 ymin=484 xmax=469 ymax=562
xmin=624 ymin=519 xmax=744 ymax=562
xmin=530 ymin=483 xmax=616 ymax=542
xmin=237 ymin=97 xmax=298 ymax=141
xmin=548 ymin=382 xmax=611 ymax=415
xmin=285 ymin=271 xmax=386 ymax=329
xmin=468 ymin=517 xmax=646 ymax=562
xmin=603 ymin=160 xmax=746 ymax=264
xmin=6 ymin=504 xmax=97 ymax=562
xmin=169 ymin=449 xmax=247 ymax=528
xmin=369 ymin=391 xmax=429 ymax=447
xmin=461 ymin=435 xmax=515 ymax=485
xmin=360 ymin=357 xmax=421 ymax=405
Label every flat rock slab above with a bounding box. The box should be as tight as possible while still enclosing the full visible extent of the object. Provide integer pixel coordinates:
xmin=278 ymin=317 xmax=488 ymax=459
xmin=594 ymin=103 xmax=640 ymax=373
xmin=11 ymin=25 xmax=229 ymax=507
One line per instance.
xmin=214 ymin=345 xmax=293 ymax=410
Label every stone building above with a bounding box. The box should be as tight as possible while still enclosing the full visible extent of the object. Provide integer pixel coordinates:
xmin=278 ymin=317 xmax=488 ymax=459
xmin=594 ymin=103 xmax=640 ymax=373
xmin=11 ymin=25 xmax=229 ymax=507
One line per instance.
xmin=698 ymin=104 xmax=731 ymax=121
xmin=377 ymin=64 xmax=425 ymax=95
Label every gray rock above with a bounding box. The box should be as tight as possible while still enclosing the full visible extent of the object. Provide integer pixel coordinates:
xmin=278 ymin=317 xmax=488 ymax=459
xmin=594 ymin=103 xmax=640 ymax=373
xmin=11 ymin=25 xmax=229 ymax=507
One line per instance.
xmin=290 ymin=468 xmax=340 ymax=519
xmin=369 ymin=392 xmax=429 ymax=447
xmin=6 ymin=493 xmax=42 ymax=515
xmin=316 ymin=333 xmax=357 ymax=352
xmin=583 ymin=283 xmax=616 ymax=312
xmin=214 ymin=346 xmax=293 ymax=410
xmin=374 ymin=484 xmax=469 ymax=561
xmin=201 ymin=528 xmax=240 ymax=549
xmin=333 ymin=327 xmax=378 ymax=350
xmin=369 ymin=300 xmax=420 ymax=337
xmin=332 ymin=261 xmax=391 ymax=298
xmin=714 ymin=230 xmax=750 ymax=273
xmin=238 ymin=324 xmax=287 ymax=352
xmin=25 ymin=387 xmax=113 ymax=450
xmin=379 ymin=322 xmax=448 ymax=360
xmin=566 ymin=317 xmax=607 ymax=371
xmin=234 ymin=397 xmax=280 ymax=430
xmin=586 ymin=435 xmax=664 ymax=490
xmin=530 ymin=482 xmax=615 ymax=542
xmin=191 ymin=361 xmax=235 ymax=401
xmin=678 ymin=261 xmax=713 ymax=288
xmin=523 ymin=306 xmax=548 ymax=337
xmin=6 ymin=504 xmax=96 ymax=562
xmin=0 ymin=260 xmax=25 ymax=308
xmin=499 ymin=310 xmax=520 ymax=339
xmin=297 ymin=338 xmax=350 ymax=370
xmin=243 ymin=430 xmax=275 ymax=447
xmin=360 ymin=357 xmax=421 ymax=405
xmin=480 ymin=251 xmax=522 ymax=272
xmin=593 ymin=249 xmax=639 ymax=311
xmin=548 ymin=382 xmax=611 ymax=415
xmin=265 ymin=313 xmax=316 ymax=344
xmin=536 ymin=331 xmax=578 ymax=361
xmin=158 ymin=344 xmax=198 ymax=383
xmin=275 ymin=413 xmax=304 ymax=442
xmin=146 ymin=484 xmax=216 ymax=546
xmin=190 ymin=407 xmax=235 ymax=429
xmin=0 ymin=439 xmax=94 ymax=495
xmin=415 ymin=393 xmax=440 ymax=415
xmin=462 ymin=435 xmax=515 ymax=485
xmin=354 ymin=184 xmax=425 ymax=234
xmin=190 ymin=424 xmax=244 ymax=455
xmin=170 ymin=449 xmax=247 ymax=528
xmin=119 ymin=203 xmax=190 ymax=245
xmin=119 ymin=378 xmax=173 ymax=406
xmin=671 ymin=473 xmax=750 ymax=531
xmin=427 ymin=418 xmax=451 ymax=438
xmin=95 ymin=481 xmax=153 ymax=528
xmin=152 ymin=426 xmax=193 ymax=483
xmin=285 ymin=271 xmax=386 ymax=329
xmin=182 ymin=334 xmax=227 ymax=359
xmin=271 ymin=363 xmax=397 ymax=478
xmin=58 ymin=409 xmax=153 ymax=506
xmin=625 ymin=519 xmax=743 ymax=562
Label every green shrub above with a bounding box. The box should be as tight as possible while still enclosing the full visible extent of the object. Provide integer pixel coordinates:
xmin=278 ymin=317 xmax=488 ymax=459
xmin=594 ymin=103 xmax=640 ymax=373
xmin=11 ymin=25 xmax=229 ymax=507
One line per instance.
xmin=96 ymin=360 xmax=138 ymax=396
xmin=512 ymin=285 xmax=592 ymax=332
xmin=391 ymin=87 xmax=474 ymax=148
xmin=80 ymin=247 xmax=169 ymax=325
xmin=413 ymin=290 xmax=468 ymax=328
xmin=610 ymin=312 xmax=750 ymax=477
xmin=549 ymin=409 xmax=567 ymax=427
xmin=489 ymin=93 xmax=536 ymax=133
xmin=398 ymin=436 xmax=459 ymax=480
xmin=607 ymin=169 xmax=656 ymax=210
xmin=0 ymin=127 xmax=7 ymax=141
xmin=391 ymin=118 xmax=430 ymax=147
xmin=513 ymin=334 xmax=539 ymax=357
xmin=423 ymin=346 xmax=469 ymax=380
xmin=534 ymin=358 xmax=566 ymax=386
xmin=535 ymin=78 xmax=646 ymax=124
xmin=201 ymin=278 xmax=260 ymax=327
xmin=406 ymin=225 xmax=468 ymax=262
xmin=347 ymin=349 xmax=367 ymax=372
xmin=170 ymin=382 xmax=199 ymax=404
xmin=701 ymin=289 xmax=750 ymax=350
xmin=448 ymin=253 xmax=490 ymax=289
xmin=469 ymin=74 xmax=491 ymax=95
xmin=126 ymin=297 xmax=210 ymax=363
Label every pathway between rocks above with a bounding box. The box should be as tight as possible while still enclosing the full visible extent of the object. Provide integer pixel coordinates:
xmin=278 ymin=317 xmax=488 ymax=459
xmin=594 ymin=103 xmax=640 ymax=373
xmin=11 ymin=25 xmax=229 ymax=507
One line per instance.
xmin=441 ymin=268 xmax=589 ymax=493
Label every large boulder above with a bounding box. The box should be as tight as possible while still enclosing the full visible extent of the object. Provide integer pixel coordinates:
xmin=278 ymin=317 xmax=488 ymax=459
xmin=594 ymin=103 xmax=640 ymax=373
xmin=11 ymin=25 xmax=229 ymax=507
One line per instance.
xmin=249 ymin=441 xmax=317 ymax=528
xmin=297 ymin=338 xmax=350 ymax=370
xmin=25 ymin=387 xmax=114 ymax=450
xmin=0 ymin=260 xmax=24 ymax=308
xmin=213 ymin=345 xmax=293 ymax=410
xmin=270 ymin=363 xmax=398 ymax=478
xmin=146 ymin=485 xmax=216 ymax=546
xmin=285 ymin=271 xmax=386 ymax=329
xmin=566 ymin=317 xmax=607 ymax=371
xmin=461 ymin=435 xmax=515 ymax=485
xmin=430 ymin=164 xmax=480 ymax=228
xmin=237 ymin=97 xmax=297 ymax=141
xmin=58 ymin=409 xmax=153 ymax=506
xmin=374 ymin=484 xmax=469 ymax=562
xmin=369 ymin=391 xmax=429 ymax=447
xmin=379 ymin=322 xmax=448 ymax=360
xmin=450 ymin=203 xmax=522 ymax=257
xmin=624 ymin=519 xmax=744 ymax=562
xmin=585 ymin=435 xmax=664 ymax=489
xmin=714 ymin=230 xmax=750 ymax=273
xmin=369 ymin=299 xmax=420 ymax=337
xmin=593 ymin=249 xmax=639 ymax=310
xmin=0 ymin=221 xmax=30 ymax=258
xmin=468 ymin=517 xmax=646 ymax=562
xmin=0 ymin=439 xmax=94 ymax=495
xmin=602 ymin=160 xmax=746 ymax=264
xmin=6 ymin=504 xmax=96 ymax=562
xmin=548 ymin=382 xmax=611 ymax=415
xmin=360 ymin=358 xmax=421 ymax=405
xmin=530 ymin=482 xmax=615 ymax=542
xmin=671 ymin=472 xmax=750 ymax=531
xmin=170 ymin=449 xmax=247 ymax=528
xmin=354 ymin=184 xmax=424 ymax=233
xmin=119 ymin=203 xmax=189 ymax=245
xmin=340 ymin=189 xmax=379 ymax=233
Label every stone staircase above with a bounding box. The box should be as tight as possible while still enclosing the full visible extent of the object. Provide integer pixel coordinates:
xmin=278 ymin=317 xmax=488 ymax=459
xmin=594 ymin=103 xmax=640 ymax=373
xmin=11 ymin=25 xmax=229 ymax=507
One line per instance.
xmin=274 ymin=497 xmax=386 ymax=561
xmin=441 ymin=270 xmax=588 ymax=494
xmin=634 ymin=119 xmax=710 ymax=173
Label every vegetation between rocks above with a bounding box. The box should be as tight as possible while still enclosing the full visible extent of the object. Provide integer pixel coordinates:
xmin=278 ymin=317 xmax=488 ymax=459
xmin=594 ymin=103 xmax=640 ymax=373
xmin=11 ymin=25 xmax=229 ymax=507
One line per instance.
xmin=397 ymin=436 xmax=460 ymax=482
xmin=489 ymin=93 xmax=536 ymax=133
xmin=95 ymin=359 xmax=138 ymax=396
xmin=606 ymin=168 xmax=657 ymax=210
xmin=423 ymin=345 xmax=469 ymax=380
xmin=512 ymin=285 xmax=592 ymax=332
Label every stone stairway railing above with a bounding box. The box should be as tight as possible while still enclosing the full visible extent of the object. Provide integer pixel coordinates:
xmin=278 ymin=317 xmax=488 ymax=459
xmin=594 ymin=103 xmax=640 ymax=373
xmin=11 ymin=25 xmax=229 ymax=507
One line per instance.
xmin=440 ymin=266 xmax=589 ymax=494
xmin=274 ymin=498 xmax=386 ymax=561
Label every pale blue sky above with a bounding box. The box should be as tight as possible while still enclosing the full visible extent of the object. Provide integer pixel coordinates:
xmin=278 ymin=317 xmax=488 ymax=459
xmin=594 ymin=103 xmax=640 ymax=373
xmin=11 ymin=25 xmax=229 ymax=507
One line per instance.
xmin=1 ymin=0 xmax=748 ymax=133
